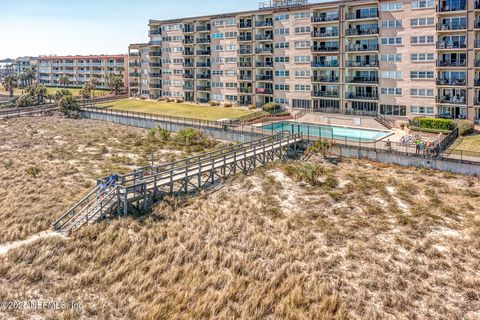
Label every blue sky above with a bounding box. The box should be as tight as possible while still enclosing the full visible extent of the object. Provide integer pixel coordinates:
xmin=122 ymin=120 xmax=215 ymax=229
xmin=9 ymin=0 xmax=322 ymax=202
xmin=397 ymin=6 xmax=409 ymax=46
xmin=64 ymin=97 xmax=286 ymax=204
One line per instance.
xmin=0 ymin=0 xmax=264 ymax=59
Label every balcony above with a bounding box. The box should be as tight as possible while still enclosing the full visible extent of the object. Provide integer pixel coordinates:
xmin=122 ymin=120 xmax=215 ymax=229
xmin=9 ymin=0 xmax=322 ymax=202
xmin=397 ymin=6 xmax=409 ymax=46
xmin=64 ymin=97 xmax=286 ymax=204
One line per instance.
xmin=255 ymin=34 xmax=273 ymax=41
xmin=197 ymin=38 xmax=211 ymax=44
xmin=312 ymin=90 xmax=339 ymax=98
xmin=437 ymin=60 xmax=466 ymax=67
xmin=149 ymin=40 xmax=162 ymax=46
xmin=346 ymin=92 xmax=378 ymax=100
xmin=239 ymin=87 xmax=253 ymax=94
xmin=238 ymin=75 xmax=253 ymax=81
xmin=256 ymin=88 xmax=273 ymax=95
xmin=129 ymin=73 xmax=140 ymax=77
xmin=238 ymin=22 xmax=253 ymax=29
xmin=238 ymin=62 xmax=253 ymax=68
xmin=197 ymin=98 xmax=209 ymax=103
xmin=149 ymin=29 xmax=161 ymax=36
xmin=150 ymin=52 xmax=162 ymax=57
xmin=345 ymin=60 xmax=378 ymax=67
xmin=183 ymin=74 xmax=195 ymax=79
xmin=475 ymin=40 xmax=480 ymax=48
xmin=238 ymin=35 xmax=253 ymax=42
xmin=312 ymin=46 xmax=339 ymax=52
xmin=312 ymin=14 xmax=339 ymax=23
xmin=183 ymin=51 xmax=195 ymax=56
xmin=183 ymin=62 xmax=195 ymax=68
xmin=437 ymin=41 xmax=467 ymax=49
xmin=438 ymin=3 xmax=467 ymax=12
xmin=129 ymin=63 xmax=139 ymax=67
xmin=149 ymin=73 xmax=161 ymax=78
xmin=183 ymin=39 xmax=194 ymax=45
xmin=436 ymin=78 xmax=466 ymax=86
xmin=197 ymin=62 xmax=211 ymax=68
xmin=183 ymin=26 xmax=194 ymax=33
xmin=256 ymin=75 xmax=273 ymax=81
xmin=129 ymin=82 xmax=139 ymax=87
xmin=437 ymin=96 xmax=466 ymax=104
xmin=149 ymin=83 xmax=162 ymax=89
xmin=197 ymin=25 xmax=211 ymax=32
xmin=183 ymin=86 xmax=195 ymax=90
xmin=256 ymin=21 xmax=273 ymax=27
xmin=346 ymin=76 xmax=378 ymax=84
xmin=312 ymin=30 xmax=339 ymax=38
xmin=436 ymin=23 xmax=467 ymax=31
xmin=345 ymin=11 xmax=378 ymax=20
xmin=197 ymin=50 xmax=211 ymax=56
xmin=256 ymin=62 xmax=273 ymax=68
xmin=197 ymin=86 xmax=211 ymax=91
xmin=238 ymin=49 xmax=253 ymax=55
xmin=312 ymin=61 xmax=339 ymax=68
xmin=475 ymin=78 xmax=480 ymax=86
xmin=197 ymin=74 xmax=211 ymax=79
xmin=149 ymin=62 xmax=162 ymax=68
xmin=255 ymin=47 xmax=273 ymax=54
xmin=346 ymin=44 xmax=379 ymax=52
xmin=312 ymin=76 xmax=339 ymax=83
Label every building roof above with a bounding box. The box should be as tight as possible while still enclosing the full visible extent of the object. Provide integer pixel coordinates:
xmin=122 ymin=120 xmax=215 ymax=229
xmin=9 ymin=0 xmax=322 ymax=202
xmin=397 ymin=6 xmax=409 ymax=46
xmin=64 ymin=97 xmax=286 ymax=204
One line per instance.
xmin=149 ymin=0 xmax=371 ymax=25
xmin=38 ymin=54 xmax=126 ymax=61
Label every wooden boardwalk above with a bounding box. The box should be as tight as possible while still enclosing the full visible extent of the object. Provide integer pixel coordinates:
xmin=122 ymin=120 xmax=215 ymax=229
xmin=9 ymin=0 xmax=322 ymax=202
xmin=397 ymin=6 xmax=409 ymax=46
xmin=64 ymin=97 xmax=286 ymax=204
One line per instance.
xmin=53 ymin=132 xmax=304 ymax=234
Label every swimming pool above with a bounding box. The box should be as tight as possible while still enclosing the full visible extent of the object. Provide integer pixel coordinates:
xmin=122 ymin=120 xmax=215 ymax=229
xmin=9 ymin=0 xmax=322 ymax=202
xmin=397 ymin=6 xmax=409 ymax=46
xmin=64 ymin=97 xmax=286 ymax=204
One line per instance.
xmin=261 ymin=121 xmax=390 ymax=142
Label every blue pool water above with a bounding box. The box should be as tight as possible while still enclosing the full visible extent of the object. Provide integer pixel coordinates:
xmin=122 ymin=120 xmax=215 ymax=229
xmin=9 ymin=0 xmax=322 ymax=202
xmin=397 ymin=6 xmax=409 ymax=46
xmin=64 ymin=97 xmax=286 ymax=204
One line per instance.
xmin=262 ymin=121 xmax=390 ymax=142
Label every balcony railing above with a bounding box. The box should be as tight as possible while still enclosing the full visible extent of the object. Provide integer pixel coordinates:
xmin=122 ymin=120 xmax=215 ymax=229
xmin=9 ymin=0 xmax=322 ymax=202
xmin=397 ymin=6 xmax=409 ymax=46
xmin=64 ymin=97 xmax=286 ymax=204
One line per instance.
xmin=437 ymin=60 xmax=466 ymax=67
xmin=312 ymin=15 xmax=339 ymax=23
xmin=436 ymin=78 xmax=466 ymax=86
xmin=239 ymin=87 xmax=253 ymax=94
xmin=438 ymin=4 xmax=466 ymax=12
xmin=129 ymin=63 xmax=139 ymax=67
xmin=256 ymin=75 xmax=273 ymax=81
xmin=149 ymin=29 xmax=161 ymax=36
xmin=256 ymin=21 xmax=273 ymax=27
xmin=149 ymin=83 xmax=162 ymax=89
xmin=477 ymin=1 xmax=480 ymax=9
xmin=475 ymin=40 xmax=480 ymax=48
xmin=197 ymin=38 xmax=211 ymax=44
xmin=149 ymin=73 xmax=161 ymax=78
xmin=312 ymin=91 xmax=339 ymax=97
xmin=183 ymin=86 xmax=195 ymax=90
xmin=238 ymin=49 xmax=253 ymax=55
xmin=312 ymin=61 xmax=339 ymax=68
xmin=238 ymin=62 xmax=253 ymax=68
xmin=238 ymin=75 xmax=253 ymax=81
xmin=475 ymin=78 xmax=480 ymax=86
xmin=183 ymin=27 xmax=195 ymax=33
xmin=196 ymin=86 xmax=211 ymax=91
xmin=437 ymin=96 xmax=466 ymax=104
xmin=346 ymin=92 xmax=378 ymax=100
xmin=197 ymin=74 xmax=211 ymax=79
xmin=312 ymin=76 xmax=339 ymax=82
xmin=346 ymin=28 xmax=379 ymax=36
xmin=255 ymin=34 xmax=273 ymax=41
xmin=197 ymin=50 xmax=211 ymax=55
xmin=196 ymin=25 xmax=211 ymax=32
xmin=129 ymin=73 xmax=140 ymax=77
xmin=346 ymin=44 xmax=379 ymax=52
xmin=183 ymin=62 xmax=194 ymax=68
xmin=255 ymin=88 xmax=273 ymax=95
xmin=345 ymin=11 xmax=379 ymax=20
xmin=149 ymin=41 xmax=162 ymax=46
xmin=345 ymin=60 xmax=378 ymax=67
xmin=312 ymin=30 xmax=339 ymax=38
xmin=238 ymin=22 xmax=253 ymax=29
xmin=346 ymin=76 xmax=378 ymax=84
xmin=198 ymin=98 xmax=209 ymax=103
xmin=255 ymin=47 xmax=273 ymax=54
xmin=197 ymin=62 xmax=211 ymax=68
xmin=238 ymin=36 xmax=253 ymax=41
xmin=183 ymin=51 xmax=195 ymax=56
xmin=183 ymin=39 xmax=194 ymax=45
xmin=437 ymin=41 xmax=467 ymax=49
xmin=183 ymin=74 xmax=194 ymax=79
xmin=437 ymin=23 xmax=467 ymax=31
xmin=150 ymin=52 xmax=162 ymax=57
xmin=256 ymin=62 xmax=273 ymax=68
xmin=312 ymin=46 xmax=339 ymax=52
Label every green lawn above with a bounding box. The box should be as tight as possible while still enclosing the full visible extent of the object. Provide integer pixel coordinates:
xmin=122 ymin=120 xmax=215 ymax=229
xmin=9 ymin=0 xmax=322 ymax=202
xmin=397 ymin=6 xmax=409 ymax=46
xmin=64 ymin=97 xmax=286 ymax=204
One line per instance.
xmin=46 ymin=87 xmax=111 ymax=97
xmin=99 ymin=99 xmax=258 ymax=121
xmin=451 ymin=135 xmax=480 ymax=153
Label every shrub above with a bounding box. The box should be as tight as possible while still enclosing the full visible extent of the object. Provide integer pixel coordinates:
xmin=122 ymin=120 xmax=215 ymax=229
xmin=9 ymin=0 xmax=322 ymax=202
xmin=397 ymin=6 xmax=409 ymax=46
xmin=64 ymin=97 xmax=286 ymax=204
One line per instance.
xmin=224 ymin=103 xmax=233 ymax=108
xmin=415 ymin=118 xmax=455 ymax=131
xmin=54 ymin=89 xmax=73 ymax=102
xmin=175 ymin=99 xmax=184 ymax=103
xmin=248 ymin=105 xmax=256 ymax=110
xmin=58 ymin=96 xmax=80 ymax=118
xmin=175 ymin=128 xmax=210 ymax=146
xmin=408 ymin=126 xmax=451 ymax=135
xmin=157 ymin=127 xmax=171 ymax=141
xmin=139 ymin=96 xmax=146 ymax=100
xmin=284 ymin=163 xmax=325 ymax=187
xmin=26 ymin=166 xmax=41 ymax=178
xmin=209 ymin=101 xmax=220 ymax=106
xmin=307 ymin=140 xmax=332 ymax=158
xmin=262 ymin=102 xmax=282 ymax=114
xmin=15 ymin=94 xmax=36 ymax=108
xmin=454 ymin=120 xmax=474 ymax=136
xmin=147 ymin=128 xmax=157 ymax=139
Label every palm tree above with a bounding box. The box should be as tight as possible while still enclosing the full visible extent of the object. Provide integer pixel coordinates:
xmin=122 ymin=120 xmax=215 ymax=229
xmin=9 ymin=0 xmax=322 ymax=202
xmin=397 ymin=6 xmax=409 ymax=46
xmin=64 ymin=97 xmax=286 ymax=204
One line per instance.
xmin=23 ymin=68 xmax=35 ymax=86
xmin=19 ymin=72 xmax=28 ymax=88
xmin=89 ymin=77 xmax=99 ymax=98
xmin=3 ymin=75 xmax=17 ymax=97
xmin=35 ymin=85 xmax=47 ymax=105
xmin=79 ymin=82 xmax=93 ymax=107
xmin=106 ymin=74 xmax=124 ymax=95
xmin=59 ymin=75 xmax=70 ymax=88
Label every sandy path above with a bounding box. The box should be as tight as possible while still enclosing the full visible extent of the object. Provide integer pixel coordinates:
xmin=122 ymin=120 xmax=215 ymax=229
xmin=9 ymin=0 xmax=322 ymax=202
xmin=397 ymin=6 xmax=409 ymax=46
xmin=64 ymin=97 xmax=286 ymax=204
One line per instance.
xmin=0 ymin=231 xmax=64 ymax=255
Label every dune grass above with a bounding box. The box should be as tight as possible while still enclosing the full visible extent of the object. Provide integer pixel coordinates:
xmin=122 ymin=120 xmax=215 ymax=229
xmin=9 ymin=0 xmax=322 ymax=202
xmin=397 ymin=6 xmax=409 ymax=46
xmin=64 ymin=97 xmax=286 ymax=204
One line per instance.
xmin=99 ymin=99 xmax=257 ymax=121
xmin=0 ymin=117 xmax=479 ymax=319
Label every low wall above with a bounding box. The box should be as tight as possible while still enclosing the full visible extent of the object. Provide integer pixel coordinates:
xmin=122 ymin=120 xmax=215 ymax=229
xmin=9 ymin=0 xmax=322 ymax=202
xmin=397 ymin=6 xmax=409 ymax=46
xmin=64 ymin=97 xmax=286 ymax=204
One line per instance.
xmin=81 ymin=110 xmax=263 ymax=143
xmin=332 ymin=145 xmax=480 ymax=176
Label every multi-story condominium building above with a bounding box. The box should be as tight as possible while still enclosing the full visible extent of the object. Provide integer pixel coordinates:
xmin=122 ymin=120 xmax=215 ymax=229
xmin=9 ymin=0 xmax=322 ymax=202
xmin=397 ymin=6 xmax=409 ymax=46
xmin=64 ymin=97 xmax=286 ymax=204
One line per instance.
xmin=128 ymin=43 xmax=150 ymax=97
xmin=37 ymin=54 xmax=127 ymax=89
xmin=14 ymin=56 xmax=38 ymax=75
xmin=143 ymin=0 xmax=480 ymax=122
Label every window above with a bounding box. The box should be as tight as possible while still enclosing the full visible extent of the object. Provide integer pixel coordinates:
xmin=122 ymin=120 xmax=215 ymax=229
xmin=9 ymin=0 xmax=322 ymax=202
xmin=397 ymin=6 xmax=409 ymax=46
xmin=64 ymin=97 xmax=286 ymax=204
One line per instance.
xmin=212 ymin=20 xmax=224 ymax=27
xmin=411 ymin=71 xmax=434 ymax=79
xmin=225 ymin=57 xmax=237 ymax=63
xmin=295 ymin=85 xmax=311 ymax=91
xmin=294 ymin=55 xmax=310 ymax=63
xmin=225 ymin=83 xmax=237 ymax=88
xmin=212 ymin=82 xmax=224 ymax=88
xmin=274 ymin=84 xmax=290 ymax=91
xmin=381 ymin=87 xmax=402 ymax=95
xmin=225 ymin=32 xmax=237 ymax=38
xmin=294 ymin=41 xmax=310 ymax=49
xmin=212 ymin=33 xmax=224 ymax=39
xmin=225 ymin=19 xmax=236 ymax=26
xmin=212 ymin=94 xmax=224 ymax=101
xmin=295 ymin=70 xmax=311 ymax=78
xmin=411 ymin=88 xmax=434 ymax=96
xmin=275 ymin=98 xmax=289 ymax=105
xmin=292 ymin=99 xmax=311 ymax=109
xmin=212 ymin=70 xmax=223 ymax=76
xmin=411 ymin=53 xmax=434 ymax=61
xmin=411 ymin=18 xmax=435 ymax=27
xmin=212 ymin=57 xmax=223 ymax=64
xmin=275 ymin=14 xmax=290 ymax=21
xmin=275 ymin=42 xmax=290 ymax=49
xmin=275 ymin=56 xmax=290 ymax=63
xmin=381 ymin=37 xmax=402 ymax=45
xmin=381 ymin=54 xmax=402 ymax=62
xmin=381 ymin=2 xmax=403 ymax=11
xmin=295 ymin=26 xmax=311 ymax=34
xmin=381 ymin=20 xmax=402 ymax=28
xmin=381 ymin=71 xmax=403 ymax=79
xmin=226 ymin=95 xmax=237 ymax=101
xmin=275 ymin=70 xmax=290 ymax=77
xmin=411 ymin=36 xmax=434 ymax=44
xmin=225 ymin=70 xmax=237 ymax=76
xmin=213 ymin=45 xmax=223 ymax=51
xmin=411 ymin=106 xmax=434 ymax=114
xmin=380 ymin=104 xmax=406 ymax=116
xmin=294 ymin=12 xmax=311 ymax=19
xmin=412 ymin=0 xmax=435 ymax=9
xmin=275 ymin=28 xmax=290 ymax=35
xmin=225 ymin=45 xmax=237 ymax=52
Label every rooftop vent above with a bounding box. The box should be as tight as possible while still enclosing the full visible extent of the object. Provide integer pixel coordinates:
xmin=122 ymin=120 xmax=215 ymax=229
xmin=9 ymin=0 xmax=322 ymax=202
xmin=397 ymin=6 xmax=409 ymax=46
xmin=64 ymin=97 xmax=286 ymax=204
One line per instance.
xmin=259 ymin=0 xmax=309 ymax=9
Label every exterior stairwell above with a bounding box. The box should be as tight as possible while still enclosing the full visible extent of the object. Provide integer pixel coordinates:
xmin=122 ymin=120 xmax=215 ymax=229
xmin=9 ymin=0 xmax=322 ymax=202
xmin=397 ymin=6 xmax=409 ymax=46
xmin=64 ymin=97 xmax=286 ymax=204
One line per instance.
xmin=374 ymin=114 xmax=396 ymax=130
